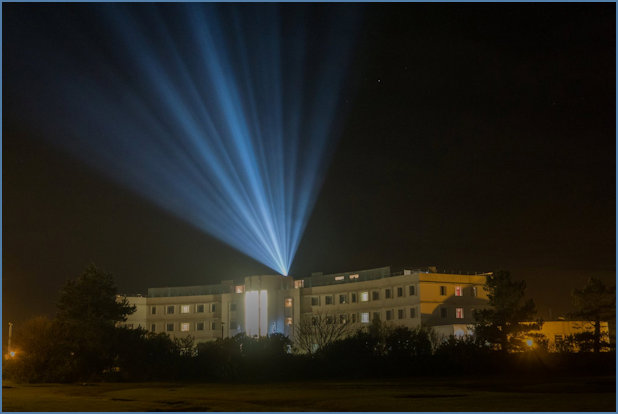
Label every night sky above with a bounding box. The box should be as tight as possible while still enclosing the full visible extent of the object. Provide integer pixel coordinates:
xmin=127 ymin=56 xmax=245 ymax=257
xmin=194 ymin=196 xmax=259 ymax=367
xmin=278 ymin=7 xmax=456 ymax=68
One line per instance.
xmin=3 ymin=3 xmax=615 ymax=335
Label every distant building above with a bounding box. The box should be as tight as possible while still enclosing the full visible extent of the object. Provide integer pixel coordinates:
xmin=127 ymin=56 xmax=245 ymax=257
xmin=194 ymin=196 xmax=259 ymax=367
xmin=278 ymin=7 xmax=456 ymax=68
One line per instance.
xmin=121 ymin=266 xmax=492 ymax=342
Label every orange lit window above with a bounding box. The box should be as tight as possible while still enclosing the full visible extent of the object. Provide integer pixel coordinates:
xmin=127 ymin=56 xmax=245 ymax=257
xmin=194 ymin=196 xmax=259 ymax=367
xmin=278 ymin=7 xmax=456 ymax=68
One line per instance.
xmin=456 ymin=308 xmax=464 ymax=319
xmin=285 ymin=317 xmax=293 ymax=326
xmin=235 ymin=285 xmax=245 ymax=294
xmin=350 ymin=274 xmax=359 ymax=279
xmin=294 ymin=280 xmax=304 ymax=288
xmin=335 ymin=276 xmax=344 ymax=281
xmin=455 ymin=286 xmax=462 ymax=297
xmin=285 ymin=298 xmax=293 ymax=307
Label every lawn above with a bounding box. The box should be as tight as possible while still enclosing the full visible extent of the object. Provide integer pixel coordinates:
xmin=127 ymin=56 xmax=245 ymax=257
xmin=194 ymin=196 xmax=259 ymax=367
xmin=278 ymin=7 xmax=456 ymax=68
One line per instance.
xmin=2 ymin=375 xmax=615 ymax=412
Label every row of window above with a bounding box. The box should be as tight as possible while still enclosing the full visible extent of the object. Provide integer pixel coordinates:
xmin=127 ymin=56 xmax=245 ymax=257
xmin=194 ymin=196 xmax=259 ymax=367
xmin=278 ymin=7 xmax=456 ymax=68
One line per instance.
xmin=440 ymin=307 xmax=465 ymax=319
xmin=440 ymin=285 xmax=478 ymax=297
xmin=152 ymin=320 xmax=236 ymax=333
xmin=152 ymin=303 xmax=240 ymax=315
xmin=312 ymin=308 xmax=419 ymax=325
xmin=310 ymin=286 xmax=418 ymax=306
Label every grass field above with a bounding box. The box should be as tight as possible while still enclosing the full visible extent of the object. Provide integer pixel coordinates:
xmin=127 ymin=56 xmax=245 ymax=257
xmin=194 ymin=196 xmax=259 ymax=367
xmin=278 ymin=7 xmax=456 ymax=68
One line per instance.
xmin=2 ymin=375 xmax=615 ymax=412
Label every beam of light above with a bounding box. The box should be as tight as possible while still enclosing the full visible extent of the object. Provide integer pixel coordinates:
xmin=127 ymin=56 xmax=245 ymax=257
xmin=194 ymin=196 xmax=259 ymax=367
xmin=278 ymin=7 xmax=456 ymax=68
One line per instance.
xmin=10 ymin=4 xmax=361 ymax=275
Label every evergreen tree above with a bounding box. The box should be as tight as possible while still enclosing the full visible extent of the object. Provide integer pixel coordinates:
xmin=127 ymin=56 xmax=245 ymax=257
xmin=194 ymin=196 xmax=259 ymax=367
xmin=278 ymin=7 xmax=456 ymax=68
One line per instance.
xmin=570 ymin=277 xmax=615 ymax=352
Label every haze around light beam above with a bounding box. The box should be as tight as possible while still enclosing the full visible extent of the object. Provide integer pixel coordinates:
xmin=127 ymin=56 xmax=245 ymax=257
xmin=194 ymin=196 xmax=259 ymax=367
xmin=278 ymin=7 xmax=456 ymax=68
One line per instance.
xmin=15 ymin=4 xmax=360 ymax=275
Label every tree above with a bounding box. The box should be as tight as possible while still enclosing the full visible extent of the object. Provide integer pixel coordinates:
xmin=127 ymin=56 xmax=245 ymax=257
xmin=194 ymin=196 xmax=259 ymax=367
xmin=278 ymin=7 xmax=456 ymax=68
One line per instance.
xmin=473 ymin=271 xmax=541 ymax=352
xmin=570 ymin=277 xmax=615 ymax=353
xmin=293 ymin=311 xmax=351 ymax=354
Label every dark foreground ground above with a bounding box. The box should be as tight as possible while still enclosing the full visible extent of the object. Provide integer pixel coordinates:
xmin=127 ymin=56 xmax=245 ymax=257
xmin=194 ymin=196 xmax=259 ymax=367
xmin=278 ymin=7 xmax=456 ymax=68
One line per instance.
xmin=2 ymin=375 xmax=615 ymax=412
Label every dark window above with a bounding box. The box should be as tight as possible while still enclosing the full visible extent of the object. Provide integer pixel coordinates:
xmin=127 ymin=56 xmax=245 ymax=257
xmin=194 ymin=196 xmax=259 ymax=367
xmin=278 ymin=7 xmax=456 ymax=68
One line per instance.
xmin=410 ymin=308 xmax=416 ymax=318
xmin=211 ymin=304 xmax=216 ymax=312
xmin=196 ymin=322 xmax=205 ymax=331
xmin=339 ymin=294 xmax=347 ymax=304
xmin=385 ymin=289 xmax=392 ymax=299
xmin=339 ymin=314 xmax=347 ymax=324
xmin=409 ymin=285 xmax=416 ymax=296
xmin=167 ymin=305 xmax=174 ymax=314
xmin=325 ymin=295 xmax=334 ymax=305
xmin=441 ymin=308 xmax=447 ymax=318
xmin=230 ymin=321 xmax=238 ymax=329
xmin=397 ymin=287 xmax=404 ymax=297
xmin=372 ymin=291 xmax=380 ymax=300
xmin=230 ymin=303 xmax=237 ymax=311
xmin=440 ymin=286 xmax=447 ymax=296
xmin=311 ymin=296 xmax=319 ymax=306
xmin=196 ymin=304 xmax=205 ymax=313
xmin=211 ymin=322 xmax=217 ymax=330
xmin=372 ymin=312 xmax=380 ymax=322
xmin=351 ymin=292 xmax=357 ymax=303
xmin=151 ymin=324 xmax=156 ymax=332
xmin=351 ymin=313 xmax=357 ymax=323
xmin=386 ymin=310 xmax=393 ymax=320
xmin=166 ymin=323 xmax=174 ymax=332
xmin=398 ymin=309 xmax=405 ymax=319
xmin=151 ymin=306 xmax=156 ymax=315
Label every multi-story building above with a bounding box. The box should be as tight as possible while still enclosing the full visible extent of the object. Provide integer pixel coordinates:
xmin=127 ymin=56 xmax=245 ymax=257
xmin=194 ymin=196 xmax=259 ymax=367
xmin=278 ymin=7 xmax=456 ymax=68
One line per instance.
xmin=122 ymin=266 xmax=492 ymax=342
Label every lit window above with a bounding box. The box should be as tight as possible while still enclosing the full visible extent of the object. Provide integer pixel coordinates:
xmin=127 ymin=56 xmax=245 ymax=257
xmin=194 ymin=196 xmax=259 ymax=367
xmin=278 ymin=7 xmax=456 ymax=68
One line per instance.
xmin=440 ymin=286 xmax=447 ymax=296
xmin=372 ymin=291 xmax=380 ymax=300
xmin=166 ymin=323 xmax=174 ymax=332
xmin=311 ymin=296 xmax=320 ymax=306
xmin=361 ymin=312 xmax=370 ymax=323
xmin=472 ymin=286 xmax=478 ymax=297
xmin=455 ymin=286 xmax=462 ymax=297
xmin=151 ymin=306 xmax=157 ymax=315
xmin=339 ymin=314 xmax=347 ymax=324
xmin=441 ymin=308 xmax=448 ymax=318
xmin=166 ymin=305 xmax=174 ymax=314
xmin=196 ymin=322 xmax=205 ymax=331
xmin=351 ymin=293 xmax=357 ymax=303
xmin=285 ymin=317 xmax=293 ymax=326
xmin=456 ymin=308 xmax=464 ymax=319
xmin=398 ymin=309 xmax=405 ymax=319
xmin=339 ymin=294 xmax=347 ymax=304
xmin=386 ymin=310 xmax=393 ymax=321
xmin=181 ymin=305 xmax=190 ymax=314
xmin=235 ymin=285 xmax=245 ymax=294
xmin=385 ymin=289 xmax=392 ymax=299
xmin=335 ymin=275 xmax=344 ymax=281
xmin=181 ymin=323 xmax=190 ymax=332
xmin=151 ymin=324 xmax=156 ymax=332
xmin=350 ymin=274 xmax=359 ymax=280
xmin=360 ymin=292 xmax=369 ymax=302
xmin=397 ymin=287 xmax=403 ymax=297
xmin=294 ymin=280 xmax=304 ymax=288
xmin=285 ymin=298 xmax=293 ymax=307
xmin=410 ymin=308 xmax=416 ymax=318
xmin=409 ymin=285 xmax=416 ymax=296
xmin=325 ymin=295 xmax=334 ymax=305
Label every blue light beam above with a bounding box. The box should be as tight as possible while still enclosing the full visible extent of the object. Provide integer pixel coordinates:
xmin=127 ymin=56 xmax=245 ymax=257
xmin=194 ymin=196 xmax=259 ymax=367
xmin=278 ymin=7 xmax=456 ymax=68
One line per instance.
xmin=14 ymin=4 xmax=360 ymax=276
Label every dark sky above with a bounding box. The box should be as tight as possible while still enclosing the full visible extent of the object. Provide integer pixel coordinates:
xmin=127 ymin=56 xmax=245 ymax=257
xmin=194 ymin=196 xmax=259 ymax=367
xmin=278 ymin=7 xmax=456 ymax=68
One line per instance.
xmin=3 ymin=3 xmax=615 ymax=334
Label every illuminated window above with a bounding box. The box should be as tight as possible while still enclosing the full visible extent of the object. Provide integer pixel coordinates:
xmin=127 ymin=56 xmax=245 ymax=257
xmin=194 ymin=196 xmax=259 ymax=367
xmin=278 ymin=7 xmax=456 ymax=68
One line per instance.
xmin=409 ymin=285 xmax=416 ymax=296
xmin=151 ymin=324 xmax=156 ymax=332
xmin=294 ymin=280 xmax=304 ymax=288
xmin=360 ymin=292 xmax=369 ymax=302
xmin=351 ymin=293 xmax=357 ymax=303
xmin=361 ymin=312 xmax=370 ymax=323
xmin=339 ymin=294 xmax=347 ymax=304
xmin=440 ymin=286 xmax=447 ymax=296
xmin=456 ymin=308 xmax=464 ymax=319
xmin=166 ymin=306 xmax=175 ymax=314
xmin=372 ymin=312 xmax=380 ymax=321
xmin=196 ymin=322 xmax=205 ymax=331
xmin=339 ymin=314 xmax=347 ymax=324
xmin=350 ymin=274 xmax=359 ymax=280
xmin=181 ymin=305 xmax=190 ymax=314
xmin=398 ymin=309 xmax=405 ymax=319
xmin=151 ymin=306 xmax=157 ymax=315
xmin=235 ymin=285 xmax=245 ymax=294
xmin=311 ymin=296 xmax=319 ymax=306
xmin=385 ymin=289 xmax=392 ymax=299
xmin=285 ymin=317 xmax=293 ymax=326
xmin=455 ymin=286 xmax=462 ymax=297
xmin=325 ymin=295 xmax=334 ymax=305
xmin=410 ymin=308 xmax=416 ymax=318
xmin=397 ymin=287 xmax=404 ymax=297
xmin=441 ymin=308 xmax=447 ymax=318
xmin=285 ymin=298 xmax=293 ymax=307
xmin=472 ymin=286 xmax=478 ymax=297
xmin=372 ymin=291 xmax=380 ymax=300
xmin=196 ymin=304 xmax=205 ymax=313
xmin=386 ymin=310 xmax=393 ymax=321
xmin=335 ymin=275 xmax=344 ymax=281
xmin=166 ymin=323 xmax=174 ymax=332
xmin=181 ymin=323 xmax=190 ymax=332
